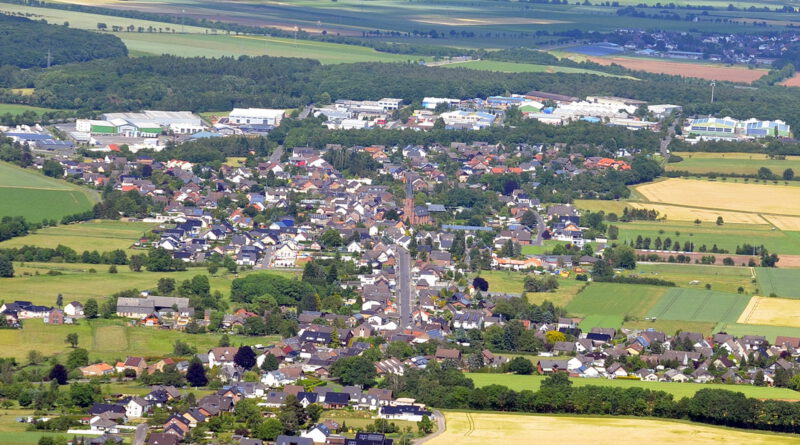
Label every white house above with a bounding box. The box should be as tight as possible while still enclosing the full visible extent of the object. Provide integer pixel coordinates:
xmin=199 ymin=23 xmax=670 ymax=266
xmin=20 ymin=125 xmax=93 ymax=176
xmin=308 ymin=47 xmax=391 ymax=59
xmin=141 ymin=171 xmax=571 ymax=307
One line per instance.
xmin=208 ymin=347 xmax=239 ymax=368
xmin=229 ymin=108 xmax=285 ymax=126
xmin=125 ymin=397 xmax=150 ymax=419
xmin=379 ymin=405 xmax=432 ymax=422
xmin=64 ymin=301 xmax=84 ymax=317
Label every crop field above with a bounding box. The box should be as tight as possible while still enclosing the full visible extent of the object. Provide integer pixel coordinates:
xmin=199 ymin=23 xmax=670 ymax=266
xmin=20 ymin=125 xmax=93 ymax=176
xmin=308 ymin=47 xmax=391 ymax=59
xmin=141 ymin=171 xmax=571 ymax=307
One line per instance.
xmin=646 ymin=288 xmax=751 ymax=323
xmin=737 ymin=296 xmax=800 ymax=327
xmin=0 ymin=318 xmax=280 ymax=362
xmin=616 ymin=220 xmax=800 ymax=255
xmin=587 ymin=56 xmax=768 ymax=83
xmin=0 ymin=162 xmax=98 ymax=222
xmin=577 ymin=314 xmax=624 ymax=330
xmin=573 ymin=199 xmax=767 ymax=225
xmin=755 ymin=268 xmax=800 ymax=298
xmin=625 ymin=263 xmax=755 ymax=295
xmin=0 ymin=219 xmax=156 ymax=254
xmin=635 ymin=178 xmax=800 ymax=217
xmin=715 ymin=322 xmax=800 ymax=342
xmin=566 ymin=283 xmax=666 ymax=319
xmin=443 ymin=60 xmax=629 ymax=77
xmin=666 ymin=152 xmax=800 ymax=175
xmin=3 ymin=262 xmax=295 ymax=306
xmin=466 ymin=373 xmax=800 ymax=400
xmin=623 ymin=319 xmax=717 ymax=336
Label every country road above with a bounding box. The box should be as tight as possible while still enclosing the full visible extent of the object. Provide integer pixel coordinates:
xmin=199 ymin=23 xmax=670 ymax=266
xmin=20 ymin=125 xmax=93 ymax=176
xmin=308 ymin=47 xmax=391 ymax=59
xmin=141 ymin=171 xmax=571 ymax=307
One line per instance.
xmin=415 ymin=410 xmax=445 ymax=445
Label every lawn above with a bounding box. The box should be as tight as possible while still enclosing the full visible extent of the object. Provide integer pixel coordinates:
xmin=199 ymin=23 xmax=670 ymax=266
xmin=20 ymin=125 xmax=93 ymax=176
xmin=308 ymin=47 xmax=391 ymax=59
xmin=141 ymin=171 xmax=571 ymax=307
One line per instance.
xmin=565 ymin=283 xmax=667 ymax=319
xmin=430 ymin=411 xmax=800 ymax=445
xmin=474 ymin=270 xmax=585 ymax=307
xmin=0 ymin=318 xmax=281 ymax=362
xmin=666 ymin=152 xmax=800 ymax=176
xmin=466 ymin=373 xmax=800 ymax=401
xmin=756 ymin=268 xmax=800 ymax=298
xmin=0 ymin=219 xmax=156 ymax=255
xmin=0 ymin=162 xmax=98 ymax=222
xmin=647 ymin=288 xmax=751 ymax=323
xmin=624 ymin=263 xmax=755 ymax=295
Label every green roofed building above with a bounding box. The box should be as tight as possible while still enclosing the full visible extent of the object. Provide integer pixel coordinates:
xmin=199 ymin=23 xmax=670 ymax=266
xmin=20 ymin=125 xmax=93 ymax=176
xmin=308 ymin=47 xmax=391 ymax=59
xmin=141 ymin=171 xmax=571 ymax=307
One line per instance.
xmin=687 ymin=117 xmax=738 ymax=138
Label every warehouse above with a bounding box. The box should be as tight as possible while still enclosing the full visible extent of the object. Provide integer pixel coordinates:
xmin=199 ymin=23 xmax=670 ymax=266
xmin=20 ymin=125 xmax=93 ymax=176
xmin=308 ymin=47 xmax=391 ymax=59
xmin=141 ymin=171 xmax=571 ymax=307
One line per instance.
xmin=229 ymin=108 xmax=286 ymax=126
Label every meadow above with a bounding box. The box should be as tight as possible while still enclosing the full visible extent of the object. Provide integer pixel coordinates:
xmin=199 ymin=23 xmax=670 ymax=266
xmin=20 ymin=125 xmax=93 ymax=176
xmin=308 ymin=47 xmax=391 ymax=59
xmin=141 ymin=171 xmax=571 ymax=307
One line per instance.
xmin=0 ymin=219 xmax=156 ymax=255
xmin=714 ymin=322 xmax=800 ymax=342
xmin=0 ymin=162 xmax=98 ymax=222
xmin=666 ymin=152 xmax=800 ymax=175
xmin=646 ymin=288 xmax=751 ymax=323
xmin=755 ymin=268 xmax=800 ymax=298
xmin=431 ymin=411 xmax=800 ymax=445
xmin=466 ymin=373 xmax=800 ymax=400
xmin=625 ymin=263 xmax=755 ymax=295
xmin=474 ymin=270 xmax=585 ymax=307
xmin=0 ymin=103 xmax=59 ymax=116
xmin=442 ymin=60 xmax=629 ymax=78
xmin=0 ymin=318 xmax=280 ymax=362
xmin=565 ymin=282 xmax=666 ymax=320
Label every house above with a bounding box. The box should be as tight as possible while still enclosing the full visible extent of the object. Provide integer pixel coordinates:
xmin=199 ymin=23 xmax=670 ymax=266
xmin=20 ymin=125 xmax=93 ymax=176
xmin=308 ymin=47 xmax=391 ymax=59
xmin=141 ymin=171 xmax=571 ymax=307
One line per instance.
xmin=301 ymin=424 xmax=331 ymax=443
xmin=379 ymin=405 xmax=432 ymax=422
xmin=208 ymin=347 xmax=239 ymax=368
xmin=117 ymin=357 xmax=148 ymax=376
xmin=124 ymin=397 xmax=150 ymax=418
xmin=275 ymin=436 xmax=313 ymax=445
xmin=147 ymin=433 xmax=180 ymax=445
xmin=344 ymin=432 xmax=394 ymax=445
xmin=434 ymin=347 xmax=461 ymax=362
xmin=537 ymin=359 xmax=570 ymax=374
xmin=64 ymin=301 xmax=84 ymax=317
xmin=116 ymin=296 xmax=190 ymax=319
xmin=80 ymin=363 xmax=114 ymax=377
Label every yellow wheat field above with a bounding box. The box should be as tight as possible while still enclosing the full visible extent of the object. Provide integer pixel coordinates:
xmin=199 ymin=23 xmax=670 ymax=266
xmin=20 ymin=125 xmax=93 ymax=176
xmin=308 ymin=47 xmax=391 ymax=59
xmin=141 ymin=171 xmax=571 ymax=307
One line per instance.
xmin=627 ymin=203 xmax=766 ymax=224
xmin=635 ymin=179 xmax=800 ymax=216
xmin=427 ymin=412 xmax=799 ymax=445
xmin=738 ymin=296 xmax=800 ymax=327
xmin=761 ymin=215 xmax=800 ymax=231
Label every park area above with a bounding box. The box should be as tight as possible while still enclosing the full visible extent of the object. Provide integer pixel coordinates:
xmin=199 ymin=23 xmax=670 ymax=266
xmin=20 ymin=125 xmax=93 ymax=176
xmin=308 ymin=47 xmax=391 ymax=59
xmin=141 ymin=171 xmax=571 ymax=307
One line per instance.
xmin=666 ymin=152 xmax=800 ymax=176
xmin=0 ymin=162 xmax=98 ymax=222
xmin=587 ymin=56 xmax=768 ymax=83
xmin=429 ymin=411 xmax=800 ymax=445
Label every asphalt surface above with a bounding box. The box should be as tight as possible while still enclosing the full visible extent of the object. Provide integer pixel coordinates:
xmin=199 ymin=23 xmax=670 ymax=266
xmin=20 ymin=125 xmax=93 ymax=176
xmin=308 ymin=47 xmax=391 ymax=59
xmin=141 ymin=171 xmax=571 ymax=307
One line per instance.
xmin=133 ymin=423 xmax=148 ymax=445
xmin=395 ymin=245 xmax=413 ymax=328
xmin=532 ymin=211 xmax=546 ymax=246
xmin=415 ymin=410 xmax=445 ymax=444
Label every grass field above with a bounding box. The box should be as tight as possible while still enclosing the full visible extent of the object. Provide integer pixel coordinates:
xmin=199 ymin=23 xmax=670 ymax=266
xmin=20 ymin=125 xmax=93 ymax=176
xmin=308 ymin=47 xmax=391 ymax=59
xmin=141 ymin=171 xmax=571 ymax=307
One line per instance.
xmin=566 ymin=283 xmax=666 ymax=319
xmin=756 ymin=268 xmax=800 ymax=298
xmin=623 ymin=319 xmax=718 ymax=336
xmin=647 ymin=288 xmax=751 ymax=323
xmin=0 ymin=103 xmax=59 ymax=116
xmin=430 ymin=411 xmax=800 ymax=445
xmin=475 ymin=270 xmax=585 ymax=307
xmin=577 ymin=314 xmax=624 ymax=330
xmin=0 ymin=162 xmax=98 ymax=222
xmin=715 ymin=322 xmax=800 ymax=342
xmin=0 ymin=219 xmax=155 ymax=255
xmin=0 ymin=318 xmax=280 ymax=362
xmin=626 ymin=263 xmax=755 ymax=295
xmin=466 ymin=373 xmax=800 ymax=400
xmin=666 ymin=152 xmax=800 ymax=176
xmin=737 ymin=296 xmax=800 ymax=327
xmin=443 ymin=60 xmax=630 ymax=77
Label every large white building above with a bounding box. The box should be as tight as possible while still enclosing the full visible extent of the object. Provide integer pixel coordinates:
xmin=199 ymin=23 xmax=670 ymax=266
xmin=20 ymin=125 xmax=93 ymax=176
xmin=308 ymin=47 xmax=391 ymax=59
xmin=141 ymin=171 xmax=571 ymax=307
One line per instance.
xmin=229 ymin=108 xmax=286 ymax=126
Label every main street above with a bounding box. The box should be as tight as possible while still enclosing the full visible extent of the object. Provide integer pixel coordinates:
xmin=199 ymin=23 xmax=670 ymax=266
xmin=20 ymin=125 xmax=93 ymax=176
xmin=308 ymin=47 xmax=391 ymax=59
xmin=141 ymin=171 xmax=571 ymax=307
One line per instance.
xmin=395 ymin=245 xmax=413 ymax=328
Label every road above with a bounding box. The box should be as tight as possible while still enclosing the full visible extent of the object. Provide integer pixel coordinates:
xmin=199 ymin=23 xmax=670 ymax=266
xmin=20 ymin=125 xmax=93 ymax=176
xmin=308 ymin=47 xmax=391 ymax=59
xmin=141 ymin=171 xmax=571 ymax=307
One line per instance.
xmin=395 ymin=245 xmax=413 ymax=328
xmin=532 ymin=211 xmax=547 ymax=246
xmin=660 ymin=119 xmax=678 ymax=160
xmin=133 ymin=423 xmax=148 ymax=445
xmin=415 ymin=410 xmax=445 ymax=445
xmin=269 ymin=145 xmax=284 ymax=163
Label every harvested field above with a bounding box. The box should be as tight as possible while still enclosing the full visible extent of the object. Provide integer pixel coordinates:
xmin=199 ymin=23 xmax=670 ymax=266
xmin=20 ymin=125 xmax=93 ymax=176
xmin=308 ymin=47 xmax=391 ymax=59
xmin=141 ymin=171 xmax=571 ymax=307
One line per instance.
xmin=589 ymin=56 xmax=767 ymax=83
xmin=774 ymin=254 xmax=800 ymax=267
xmin=429 ymin=411 xmax=800 ymax=445
xmin=412 ymin=16 xmax=568 ymax=26
xmin=737 ymin=296 xmax=800 ymax=327
xmin=779 ymin=73 xmax=800 ymax=87
xmin=635 ymin=179 xmax=800 ymax=216
xmin=627 ymin=203 xmax=765 ymax=224
xmin=762 ymin=215 xmax=800 ymax=231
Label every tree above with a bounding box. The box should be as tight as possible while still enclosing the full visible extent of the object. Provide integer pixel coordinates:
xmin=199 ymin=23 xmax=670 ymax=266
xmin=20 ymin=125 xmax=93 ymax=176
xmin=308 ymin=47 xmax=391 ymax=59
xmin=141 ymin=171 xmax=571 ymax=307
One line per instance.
xmin=27 ymin=350 xmax=43 ymax=365
xmin=521 ymin=210 xmax=538 ymax=228
xmin=158 ymin=277 xmax=176 ymax=295
xmin=545 ymin=330 xmax=566 ymax=344
xmin=173 ymin=340 xmax=195 ymax=356
xmin=49 ymin=364 xmax=68 ymax=385
xmin=319 ymin=229 xmax=343 ymax=248
xmin=254 ymin=417 xmax=283 ymax=440
xmin=65 ymin=333 xmax=79 ymax=348
xmin=186 ymin=357 xmax=208 ymax=387
xmin=279 ymin=395 xmax=307 ymax=434
xmin=472 ymin=276 xmax=489 ymax=292
xmin=218 ymin=334 xmax=231 ymax=347
xmin=261 ymin=353 xmax=279 ymax=371
xmin=0 ymin=255 xmax=14 ymax=278
xmin=417 ymin=415 xmax=434 ymax=434
xmin=234 ymin=345 xmax=256 ymax=370
xmin=66 ymin=348 xmax=89 ymax=369
xmin=83 ymin=299 xmax=98 ymax=318
xmin=56 ymin=294 xmax=63 ymax=307
xmin=716 ymin=216 xmax=724 ymax=226
xmin=330 ymin=355 xmax=377 ymax=387
xmin=507 ymin=356 xmax=534 ymax=375
xmin=783 ymin=168 xmax=795 ymax=181
xmin=108 ymin=265 xmax=118 ymax=274
xmin=129 ymin=254 xmax=145 ymax=272
xmin=69 ymin=383 xmax=97 ymax=407
xmin=306 ymin=403 xmax=324 ymax=424
xmin=42 ymin=159 xmax=64 ymax=178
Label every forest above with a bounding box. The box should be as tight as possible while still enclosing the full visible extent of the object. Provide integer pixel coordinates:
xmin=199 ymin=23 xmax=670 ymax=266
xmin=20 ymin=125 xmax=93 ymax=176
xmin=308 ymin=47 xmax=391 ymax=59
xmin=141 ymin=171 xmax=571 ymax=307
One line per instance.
xmin=0 ymin=13 xmax=126 ymax=68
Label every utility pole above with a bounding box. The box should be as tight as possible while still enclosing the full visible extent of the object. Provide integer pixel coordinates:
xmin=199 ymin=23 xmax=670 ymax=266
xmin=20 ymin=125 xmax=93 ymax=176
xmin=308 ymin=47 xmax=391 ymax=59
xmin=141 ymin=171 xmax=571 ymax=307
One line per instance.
xmin=710 ymin=81 xmax=716 ymax=103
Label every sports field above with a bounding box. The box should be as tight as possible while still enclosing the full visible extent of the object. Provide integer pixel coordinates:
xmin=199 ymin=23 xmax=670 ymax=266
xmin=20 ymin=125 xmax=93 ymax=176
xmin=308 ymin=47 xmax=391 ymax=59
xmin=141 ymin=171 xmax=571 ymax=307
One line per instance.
xmin=646 ymin=288 xmax=751 ymax=323
xmin=737 ymin=296 xmax=800 ymax=327
xmin=755 ymin=268 xmax=800 ymax=298
xmin=634 ymin=178 xmax=800 ymax=216
xmin=566 ymin=283 xmax=666 ymax=319
xmin=666 ymin=152 xmax=800 ymax=175
xmin=0 ymin=162 xmax=98 ymax=222
xmin=431 ymin=411 xmax=800 ymax=445
xmin=0 ymin=318 xmax=279 ymax=362
xmin=0 ymin=219 xmax=155 ymax=254
xmin=466 ymin=373 xmax=800 ymax=400
xmin=625 ymin=263 xmax=755 ymax=295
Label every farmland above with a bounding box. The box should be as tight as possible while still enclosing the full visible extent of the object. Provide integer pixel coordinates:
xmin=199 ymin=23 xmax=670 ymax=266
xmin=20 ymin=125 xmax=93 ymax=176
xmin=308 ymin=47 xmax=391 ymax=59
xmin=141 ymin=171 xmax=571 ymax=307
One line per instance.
xmin=0 ymin=318 xmax=280 ymax=362
xmin=624 ymin=263 xmax=755 ymax=295
xmin=623 ymin=319 xmax=717 ymax=336
xmin=466 ymin=373 xmax=800 ymax=400
xmin=714 ymin=322 xmax=800 ymax=341
xmin=443 ymin=60 xmax=629 ymax=78
xmin=587 ymin=55 xmax=768 ymax=83
xmin=666 ymin=152 xmax=800 ymax=176
xmin=646 ymin=288 xmax=751 ymax=323
xmin=737 ymin=296 xmax=800 ymax=327
xmin=0 ymin=162 xmax=98 ymax=222
xmin=755 ymin=268 xmax=800 ymax=298
xmin=0 ymin=219 xmax=156 ymax=255
xmin=565 ymin=283 xmax=666 ymax=319
xmin=0 ymin=103 xmax=58 ymax=116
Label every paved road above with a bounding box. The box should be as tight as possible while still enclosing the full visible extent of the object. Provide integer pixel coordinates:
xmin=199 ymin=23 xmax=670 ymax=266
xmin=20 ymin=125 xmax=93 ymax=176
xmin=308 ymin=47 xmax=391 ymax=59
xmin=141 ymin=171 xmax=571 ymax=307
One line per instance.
xmin=660 ymin=120 xmax=678 ymax=160
xmin=269 ymin=145 xmax=284 ymax=163
xmin=532 ymin=211 xmax=547 ymax=246
xmin=298 ymin=104 xmax=314 ymax=119
xmin=133 ymin=423 xmax=148 ymax=445
xmin=395 ymin=245 xmax=413 ymax=328
xmin=415 ymin=410 xmax=445 ymax=445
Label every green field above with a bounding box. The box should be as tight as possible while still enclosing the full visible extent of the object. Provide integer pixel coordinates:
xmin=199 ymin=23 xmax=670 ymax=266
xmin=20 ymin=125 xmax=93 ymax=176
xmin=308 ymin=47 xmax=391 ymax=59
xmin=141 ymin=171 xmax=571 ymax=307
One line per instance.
xmin=0 ymin=162 xmax=98 ymax=222
xmin=3 ymin=262 xmax=295 ymax=306
xmin=616 ymin=220 xmax=800 ymax=255
xmin=667 ymin=152 xmax=800 ymax=176
xmin=625 ymin=263 xmax=755 ymax=295
xmin=0 ymin=318 xmax=280 ymax=362
xmin=0 ymin=219 xmax=155 ymax=254
xmin=647 ymin=288 xmax=751 ymax=323
xmin=756 ymin=268 xmax=800 ymax=298
xmin=578 ymin=314 xmax=624 ymax=330
xmin=566 ymin=283 xmax=666 ymax=319
xmin=0 ymin=103 xmax=58 ymax=116
xmin=624 ymin=319 xmax=718 ymax=336
xmin=444 ymin=60 xmax=630 ymax=77
xmin=475 ymin=270 xmax=585 ymax=306
xmin=466 ymin=373 xmax=800 ymax=400
xmin=715 ymin=322 xmax=800 ymax=342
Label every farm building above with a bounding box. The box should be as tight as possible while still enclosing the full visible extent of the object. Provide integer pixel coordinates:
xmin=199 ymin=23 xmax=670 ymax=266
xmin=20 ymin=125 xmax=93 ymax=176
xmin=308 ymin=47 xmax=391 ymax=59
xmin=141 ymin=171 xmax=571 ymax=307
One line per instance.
xmin=229 ymin=108 xmax=286 ymax=126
